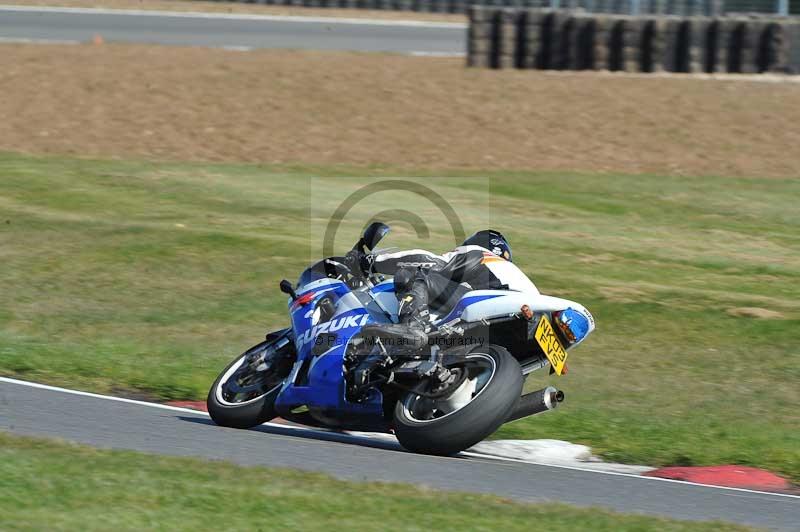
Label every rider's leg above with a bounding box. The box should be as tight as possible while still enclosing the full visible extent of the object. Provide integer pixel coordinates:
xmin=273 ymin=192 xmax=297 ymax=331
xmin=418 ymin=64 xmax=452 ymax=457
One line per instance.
xmin=394 ymin=267 xmax=430 ymax=330
xmin=354 ymin=267 xmax=428 ymax=359
xmin=424 ymin=271 xmax=469 ymax=314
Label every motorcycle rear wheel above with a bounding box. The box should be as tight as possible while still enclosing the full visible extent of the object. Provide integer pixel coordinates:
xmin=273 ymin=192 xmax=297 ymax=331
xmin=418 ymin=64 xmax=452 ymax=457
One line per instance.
xmin=207 ymin=339 xmax=292 ymax=429
xmin=393 ymin=344 xmax=523 ymax=456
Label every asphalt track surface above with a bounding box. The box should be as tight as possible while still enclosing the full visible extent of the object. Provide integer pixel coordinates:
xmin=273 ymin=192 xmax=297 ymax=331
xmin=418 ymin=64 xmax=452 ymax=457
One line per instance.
xmin=2 ymin=378 xmax=798 ymax=530
xmin=0 ymin=5 xmax=466 ymax=53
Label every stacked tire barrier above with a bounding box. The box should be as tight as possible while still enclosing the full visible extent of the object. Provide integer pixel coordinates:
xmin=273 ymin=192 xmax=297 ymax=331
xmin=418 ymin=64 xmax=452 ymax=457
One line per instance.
xmin=468 ymin=7 xmax=800 ymax=73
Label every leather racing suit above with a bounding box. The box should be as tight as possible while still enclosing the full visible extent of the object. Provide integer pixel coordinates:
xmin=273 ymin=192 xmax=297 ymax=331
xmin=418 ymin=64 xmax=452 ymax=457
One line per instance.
xmin=371 ymin=245 xmax=538 ymax=328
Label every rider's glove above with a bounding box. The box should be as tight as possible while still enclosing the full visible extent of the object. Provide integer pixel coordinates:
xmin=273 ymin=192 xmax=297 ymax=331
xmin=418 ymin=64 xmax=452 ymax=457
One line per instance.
xmin=344 ymin=250 xmax=364 ymax=276
xmin=360 ymin=252 xmax=374 ymax=274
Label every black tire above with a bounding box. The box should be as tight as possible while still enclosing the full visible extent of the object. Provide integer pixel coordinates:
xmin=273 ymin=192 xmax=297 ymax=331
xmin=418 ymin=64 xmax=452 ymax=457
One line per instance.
xmin=206 ymin=341 xmax=289 ymax=429
xmin=393 ymin=344 xmax=523 ymax=456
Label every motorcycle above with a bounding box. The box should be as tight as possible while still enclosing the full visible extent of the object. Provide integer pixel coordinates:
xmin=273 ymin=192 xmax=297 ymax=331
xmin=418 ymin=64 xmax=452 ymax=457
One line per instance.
xmin=207 ymin=222 xmax=595 ymax=455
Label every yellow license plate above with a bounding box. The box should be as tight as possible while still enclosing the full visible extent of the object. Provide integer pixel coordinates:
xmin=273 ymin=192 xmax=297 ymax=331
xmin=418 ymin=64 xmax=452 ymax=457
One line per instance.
xmin=534 ymin=315 xmax=568 ymax=375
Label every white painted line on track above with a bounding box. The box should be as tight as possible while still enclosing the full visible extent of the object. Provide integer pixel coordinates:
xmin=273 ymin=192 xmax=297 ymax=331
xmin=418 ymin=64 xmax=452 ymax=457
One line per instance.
xmin=460 ymin=451 xmax=800 ymax=499
xmin=0 ymin=376 xmax=394 ymax=441
xmin=2 ymin=375 xmax=798 ymax=500
xmin=408 ymin=51 xmax=466 ymax=57
xmin=537 ymin=69 xmax=800 ymax=84
xmin=1 ymin=376 xmax=218 ymax=416
xmin=220 ymin=45 xmax=254 ymax=52
xmin=0 ymin=5 xmax=467 ymax=28
xmin=0 ymin=36 xmax=80 ymax=45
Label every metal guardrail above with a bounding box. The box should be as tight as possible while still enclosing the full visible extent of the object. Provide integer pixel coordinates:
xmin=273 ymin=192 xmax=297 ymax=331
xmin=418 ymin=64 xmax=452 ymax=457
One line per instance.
xmin=205 ymin=0 xmax=799 ymax=16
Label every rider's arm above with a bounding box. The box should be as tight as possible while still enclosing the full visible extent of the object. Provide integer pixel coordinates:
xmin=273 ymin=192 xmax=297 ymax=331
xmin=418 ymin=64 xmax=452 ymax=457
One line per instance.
xmin=432 ymin=246 xmax=494 ymax=286
xmin=371 ymin=249 xmax=444 ymax=275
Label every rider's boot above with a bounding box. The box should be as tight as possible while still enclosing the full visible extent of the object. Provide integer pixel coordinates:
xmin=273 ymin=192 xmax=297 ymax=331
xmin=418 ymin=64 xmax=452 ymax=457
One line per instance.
xmin=360 ymin=268 xmax=430 ymax=350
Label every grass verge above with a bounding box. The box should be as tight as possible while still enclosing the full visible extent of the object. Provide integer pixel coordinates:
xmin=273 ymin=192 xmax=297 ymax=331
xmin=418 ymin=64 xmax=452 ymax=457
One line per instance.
xmin=0 ymin=432 xmax=752 ymax=531
xmin=1 ymin=153 xmax=798 ymax=480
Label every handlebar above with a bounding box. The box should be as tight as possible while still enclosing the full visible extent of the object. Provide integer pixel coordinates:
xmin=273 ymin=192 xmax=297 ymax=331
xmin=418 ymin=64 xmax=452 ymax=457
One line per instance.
xmin=344 ymin=249 xmax=381 ymax=289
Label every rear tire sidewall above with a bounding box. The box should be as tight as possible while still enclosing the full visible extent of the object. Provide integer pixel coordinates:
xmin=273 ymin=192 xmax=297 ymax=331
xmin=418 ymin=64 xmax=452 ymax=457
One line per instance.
xmin=393 ymin=344 xmax=523 ymax=456
xmin=206 ymin=346 xmax=283 ymax=429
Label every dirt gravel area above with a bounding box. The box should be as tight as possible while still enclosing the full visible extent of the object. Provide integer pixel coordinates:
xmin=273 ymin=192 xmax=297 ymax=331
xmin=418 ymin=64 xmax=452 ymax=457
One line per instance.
xmin=1 ymin=43 xmax=799 ymax=176
xmin=5 ymin=0 xmax=465 ymax=22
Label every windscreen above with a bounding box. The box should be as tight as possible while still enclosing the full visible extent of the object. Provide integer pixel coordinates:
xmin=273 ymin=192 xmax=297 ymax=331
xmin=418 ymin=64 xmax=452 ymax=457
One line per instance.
xmin=297 ymin=257 xmax=351 ymax=289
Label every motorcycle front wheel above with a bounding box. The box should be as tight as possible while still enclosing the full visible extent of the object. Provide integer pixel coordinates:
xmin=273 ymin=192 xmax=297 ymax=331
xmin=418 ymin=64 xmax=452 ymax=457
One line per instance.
xmin=207 ymin=337 xmax=294 ymax=429
xmin=393 ymin=344 xmax=523 ymax=456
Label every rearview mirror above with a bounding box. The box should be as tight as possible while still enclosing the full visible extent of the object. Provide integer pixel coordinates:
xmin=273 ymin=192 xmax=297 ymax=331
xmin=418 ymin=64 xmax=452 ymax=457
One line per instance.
xmin=279 ymin=279 xmax=297 ymax=301
xmin=361 ymin=222 xmax=390 ymax=251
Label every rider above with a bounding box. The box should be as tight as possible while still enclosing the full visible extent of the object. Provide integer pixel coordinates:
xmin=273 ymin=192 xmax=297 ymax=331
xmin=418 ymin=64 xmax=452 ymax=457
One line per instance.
xmin=370 ymin=230 xmax=535 ymax=332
